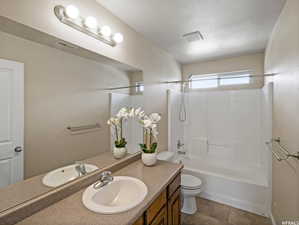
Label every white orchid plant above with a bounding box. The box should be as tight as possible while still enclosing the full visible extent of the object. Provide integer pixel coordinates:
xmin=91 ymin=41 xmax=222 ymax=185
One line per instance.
xmin=135 ymin=108 xmax=161 ymax=154
xmin=107 ymin=107 xmax=162 ymax=153
xmin=107 ymin=107 xmax=134 ymax=148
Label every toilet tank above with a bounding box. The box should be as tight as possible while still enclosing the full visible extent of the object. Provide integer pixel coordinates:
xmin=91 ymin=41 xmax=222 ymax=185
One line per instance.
xmin=157 ymin=151 xmax=175 ymax=161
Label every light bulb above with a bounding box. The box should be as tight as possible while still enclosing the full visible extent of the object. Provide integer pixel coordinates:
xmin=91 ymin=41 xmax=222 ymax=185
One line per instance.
xmin=100 ymin=26 xmax=112 ymax=37
xmin=65 ymin=5 xmax=79 ymax=19
xmin=112 ymin=33 xmax=124 ymax=43
xmin=84 ymin=16 xmax=98 ymax=29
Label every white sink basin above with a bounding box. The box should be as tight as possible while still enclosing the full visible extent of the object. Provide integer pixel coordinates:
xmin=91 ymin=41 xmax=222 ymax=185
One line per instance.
xmin=82 ymin=176 xmax=148 ymax=214
xmin=42 ymin=164 xmax=98 ymax=187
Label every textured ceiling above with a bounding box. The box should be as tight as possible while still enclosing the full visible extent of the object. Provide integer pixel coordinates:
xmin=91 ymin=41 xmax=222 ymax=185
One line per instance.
xmin=97 ymin=0 xmax=286 ymax=63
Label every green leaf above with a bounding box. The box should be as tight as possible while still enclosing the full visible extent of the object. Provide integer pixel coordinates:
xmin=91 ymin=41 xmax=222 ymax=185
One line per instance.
xmin=115 ymin=138 xmax=127 ymax=148
xmin=150 ymin=142 xmax=158 ymax=152
xmin=139 ymin=143 xmax=157 ymax=153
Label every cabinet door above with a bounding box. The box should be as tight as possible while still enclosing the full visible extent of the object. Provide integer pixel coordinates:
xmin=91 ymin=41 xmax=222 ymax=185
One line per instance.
xmin=150 ymin=206 xmax=167 ymax=225
xmin=168 ymin=188 xmax=181 ymax=225
xmin=147 ymin=190 xmax=167 ymax=224
xmin=132 ymin=216 xmax=144 ymax=225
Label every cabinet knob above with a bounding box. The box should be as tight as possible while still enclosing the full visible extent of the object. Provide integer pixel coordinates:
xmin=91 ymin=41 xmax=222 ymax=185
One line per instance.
xmin=14 ymin=146 xmax=23 ymax=153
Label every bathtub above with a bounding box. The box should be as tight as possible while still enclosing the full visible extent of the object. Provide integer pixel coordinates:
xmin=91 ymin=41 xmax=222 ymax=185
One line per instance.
xmin=179 ymin=155 xmax=271 ymax=217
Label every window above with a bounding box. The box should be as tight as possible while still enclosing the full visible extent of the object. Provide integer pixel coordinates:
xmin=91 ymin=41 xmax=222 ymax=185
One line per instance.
xmin=189 ymin=71 xmax=251 ymax=89
xmin=219 ymin=74 xmax=250 ymax=86
xmin=135 ymin=82 xmax=144 ymax=93
xmin=189 ymin=75 xmax=218 ymax=89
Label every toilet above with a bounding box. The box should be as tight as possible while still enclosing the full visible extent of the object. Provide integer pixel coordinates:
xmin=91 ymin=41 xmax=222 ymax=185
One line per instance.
xmin=157 ymin=151 xmax=203 ymax=214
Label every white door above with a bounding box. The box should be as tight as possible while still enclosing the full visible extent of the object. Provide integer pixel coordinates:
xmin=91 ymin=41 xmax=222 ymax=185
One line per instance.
xmin=0 ymin=59 xmax=24 ymax=188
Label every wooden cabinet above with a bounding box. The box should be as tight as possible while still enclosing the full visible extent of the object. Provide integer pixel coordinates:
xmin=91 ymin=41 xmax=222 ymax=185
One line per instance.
xmin=147 ymin=190 xmax=167 ymax=224
xmin=167 ymin=188 xmax=181 ymax=225
xmin=167 ymin=173 xmax=181 ymax=198
xmin=131 ymin=173 xmax=181 ymax=225
xmin=132 ymin=216 xmax=144 ymax=225
xmin=150 ymin=207 xmax=167 ymax=225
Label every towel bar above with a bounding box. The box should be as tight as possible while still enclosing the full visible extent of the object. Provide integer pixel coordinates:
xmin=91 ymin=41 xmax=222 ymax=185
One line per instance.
xmin=266 ymin=137 xmax=299 ymax=161
xmin=67 ymin=123 xmax=101 ymax=132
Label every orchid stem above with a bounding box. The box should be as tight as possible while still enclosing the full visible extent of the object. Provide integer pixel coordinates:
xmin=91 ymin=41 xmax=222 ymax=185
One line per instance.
xmin=114 ymin=125 xmax=119 ymax=142
xmin=120 ymin=118 xmax=123 ymax=140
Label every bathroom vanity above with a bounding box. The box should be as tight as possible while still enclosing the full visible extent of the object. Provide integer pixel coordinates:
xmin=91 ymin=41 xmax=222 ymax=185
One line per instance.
xmin=133 ymin=172 xmax=181 ymax=225
xmin=9 ymin=159 xmax=183 ymax=225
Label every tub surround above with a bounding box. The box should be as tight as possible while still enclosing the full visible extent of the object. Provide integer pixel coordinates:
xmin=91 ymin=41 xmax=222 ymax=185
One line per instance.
xmin=13 ymin=160 xmax=182 ymax=225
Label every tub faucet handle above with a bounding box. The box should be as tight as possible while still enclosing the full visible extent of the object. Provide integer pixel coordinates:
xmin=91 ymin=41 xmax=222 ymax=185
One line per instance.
xmin=177 ymin=140 xmax=184 ymax=149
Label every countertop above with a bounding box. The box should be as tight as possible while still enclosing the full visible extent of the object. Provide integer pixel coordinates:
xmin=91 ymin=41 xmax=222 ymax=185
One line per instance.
xmin=16 ymin=160 xmax=183 ymax=225
xmin=0 ymin=151 xmax=133 ymax=213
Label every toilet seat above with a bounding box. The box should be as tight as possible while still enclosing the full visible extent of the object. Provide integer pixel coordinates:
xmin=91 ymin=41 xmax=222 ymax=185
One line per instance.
xmin=181 ymin=174 xmax=202 ymax=190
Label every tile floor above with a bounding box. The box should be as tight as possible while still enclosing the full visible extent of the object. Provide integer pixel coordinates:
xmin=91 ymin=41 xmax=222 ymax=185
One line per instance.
xmin=182 ymin=198 xmax=272 ymax=225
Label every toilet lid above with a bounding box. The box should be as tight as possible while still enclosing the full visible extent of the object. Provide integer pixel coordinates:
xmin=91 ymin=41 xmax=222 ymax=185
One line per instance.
xmin=181 ymin=174 xmax=202 ymax=190
xmin=157 ymin=151 xmax=174 ymax=161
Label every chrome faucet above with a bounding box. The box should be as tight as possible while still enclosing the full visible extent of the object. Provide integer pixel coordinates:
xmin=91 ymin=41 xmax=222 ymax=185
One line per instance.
xmin=75 ymin=161 xmax=87 ymax=177
xmin=93 ymin=171 xmax=114 ymax=189
xmin=177 ymin=140 xmax=186 ymax=155
xmin=177 ymin=140 xmax=184 ymax=149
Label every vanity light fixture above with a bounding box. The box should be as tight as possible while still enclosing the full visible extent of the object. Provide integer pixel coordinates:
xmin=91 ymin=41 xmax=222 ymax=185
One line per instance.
xmin=84 ymin=16 xmax=98 ymax=29
xmin=65 ymin=5 xmax=79 ymax=19
xmin=112 ymin=33 xmax=124 ymax=44
xmin=54 ymin=5 xmax=124 ymax=47
xmin=100 ymin=25 xmax=112 ymax=37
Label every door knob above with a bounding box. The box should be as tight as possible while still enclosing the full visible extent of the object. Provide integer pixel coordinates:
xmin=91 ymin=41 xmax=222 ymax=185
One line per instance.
xmin=14 ymin=146 xmax=23 ymax=153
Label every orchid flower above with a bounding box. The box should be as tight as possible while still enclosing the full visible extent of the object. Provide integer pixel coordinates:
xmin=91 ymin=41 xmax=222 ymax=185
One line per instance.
xmin=108 ymin=106 xmax=161 ymax=153
xmin=149 ymin=113 xmax=161 ymax=123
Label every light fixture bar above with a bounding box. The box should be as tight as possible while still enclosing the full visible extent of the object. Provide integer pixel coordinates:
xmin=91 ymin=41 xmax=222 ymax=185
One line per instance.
xmin=54 ymin=5 xmax=117 ymax=47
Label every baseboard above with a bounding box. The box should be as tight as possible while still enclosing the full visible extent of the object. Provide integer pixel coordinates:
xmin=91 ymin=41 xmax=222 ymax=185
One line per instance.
xmin=269 ymin=211 xmax=277 ymax=225
xmin=199 ymin=191 xmax=268 ymax=217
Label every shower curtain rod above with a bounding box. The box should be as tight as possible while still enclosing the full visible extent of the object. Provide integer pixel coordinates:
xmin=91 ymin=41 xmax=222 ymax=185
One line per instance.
xmin=97 ymin=73 xmax=277 ymax=91
xmin=98 ymin=84 xmax=142 ymax=91
xmin=162 ymin=73 xmax=277 ymax=84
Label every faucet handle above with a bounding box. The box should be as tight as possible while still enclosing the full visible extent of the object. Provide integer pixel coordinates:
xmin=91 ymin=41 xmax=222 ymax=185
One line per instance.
xmin=177 ymin=140 xmax=185 ymax=149
xmin=100 ymin=171 xmax=112 ymax=176
xmin=75 ymin=161 xmax=87 ymax=176
xmin=99 ymin=171 xmax=112 ymax=181
xmin=94 ymin=171 xmax=113 ymax=189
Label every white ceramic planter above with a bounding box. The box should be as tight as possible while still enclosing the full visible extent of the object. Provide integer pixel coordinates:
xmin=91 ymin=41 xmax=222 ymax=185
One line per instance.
xmin=113 ymin=147 xmax=127 ymax=159
xmin=141 ymin=152 xmax=157 ymax=166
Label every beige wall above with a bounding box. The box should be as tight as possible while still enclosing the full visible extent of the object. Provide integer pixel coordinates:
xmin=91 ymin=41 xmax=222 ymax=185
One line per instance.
xmin=129 ymin=71 xmax=143 ymax=95
xmin=0 ymin=0 xmax=181 ymax=176
xmin=0 ymin=31 xmax=131 ymax=178
xmin=264 ymin=0 xmax=299 ymax=223
xmin=182 ymin=53 xmax=265 ymax=89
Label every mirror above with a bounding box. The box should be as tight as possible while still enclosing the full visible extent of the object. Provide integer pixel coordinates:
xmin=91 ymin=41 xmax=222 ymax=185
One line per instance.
xmin=109 ymin=71 xmax=144 ymax=156
xmin=0 ymin=18 xmax=143 ymax=212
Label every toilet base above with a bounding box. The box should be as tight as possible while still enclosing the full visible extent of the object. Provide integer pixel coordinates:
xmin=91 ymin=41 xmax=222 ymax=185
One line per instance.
xmin=181 ymin=195 xmax=197 ymax=214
